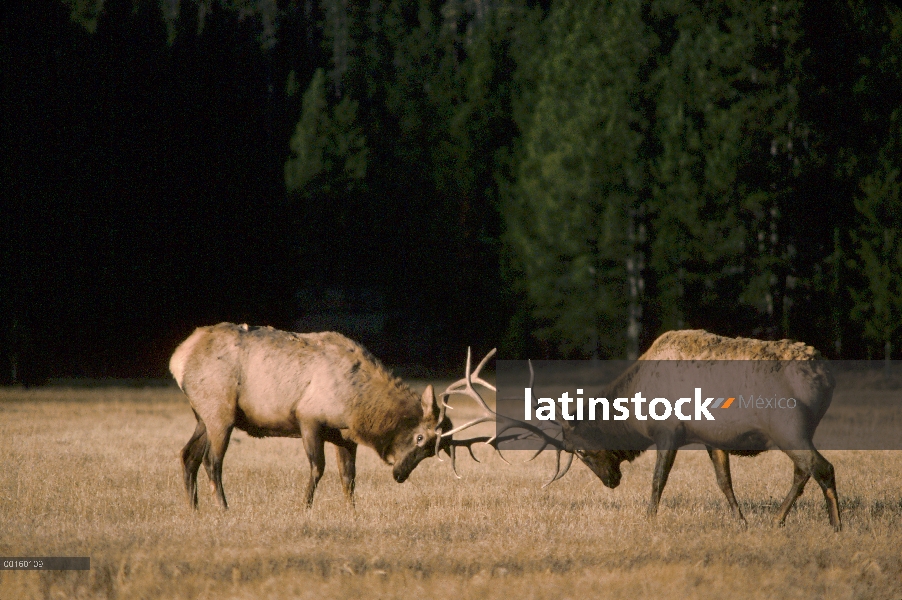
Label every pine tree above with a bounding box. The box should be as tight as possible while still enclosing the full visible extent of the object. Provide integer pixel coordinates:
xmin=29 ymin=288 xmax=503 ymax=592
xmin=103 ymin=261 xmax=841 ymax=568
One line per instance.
xmin=284 ymin=68 xmax=367 ymax=285
xmin=851 ymin=156 xmax=902 ymax=363
xmin=284 ymin=68 xmax=367 ymax=197
xmin=506 ymin=0 xmax=652 ymax=358
xmin=647 ymin=0 xmax=804 ymax=337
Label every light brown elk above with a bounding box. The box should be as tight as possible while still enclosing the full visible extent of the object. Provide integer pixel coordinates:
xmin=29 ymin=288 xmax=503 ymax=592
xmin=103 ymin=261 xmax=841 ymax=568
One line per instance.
xmin=447 ymin=330 xmax=841 ymax=531
xmin=169 ymin=322 xmax=484 ymax=509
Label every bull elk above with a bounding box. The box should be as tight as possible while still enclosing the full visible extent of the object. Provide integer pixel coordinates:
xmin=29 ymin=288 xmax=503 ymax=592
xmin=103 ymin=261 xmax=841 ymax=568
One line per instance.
xmin=447 ymin=330 xmax=841 ymax=531
xmin=169 ymin=323 xmax=490 ymax=509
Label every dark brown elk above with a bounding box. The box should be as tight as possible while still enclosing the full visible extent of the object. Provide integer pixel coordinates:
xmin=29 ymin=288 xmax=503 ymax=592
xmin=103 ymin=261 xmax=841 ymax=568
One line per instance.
xmin=170 ymin=322 xmax=482 ymax=509
xmin=448 ymin=331 xmax=841 ymax=531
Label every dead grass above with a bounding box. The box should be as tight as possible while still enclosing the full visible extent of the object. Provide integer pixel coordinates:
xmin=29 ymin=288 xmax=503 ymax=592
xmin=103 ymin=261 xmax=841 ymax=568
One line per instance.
xmin=0 ymin=384 xmax=900 ymax=599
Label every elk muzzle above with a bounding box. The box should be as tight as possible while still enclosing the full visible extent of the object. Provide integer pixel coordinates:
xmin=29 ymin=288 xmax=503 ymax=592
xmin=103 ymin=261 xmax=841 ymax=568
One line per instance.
xmin=391 ymin=442 xmax=435 ymax=483
xmin=577 ymin=450 xmax=623 ymax=489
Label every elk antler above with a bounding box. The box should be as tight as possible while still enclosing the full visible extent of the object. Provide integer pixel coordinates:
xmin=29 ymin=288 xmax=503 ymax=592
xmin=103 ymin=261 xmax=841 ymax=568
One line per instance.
xmin=436 ymin=348 xmax=575 ymax=486
xmin=438 ymin=434 xmax=521 ymax=479
xmin=517 ymin=360 xmax=576 ymax=486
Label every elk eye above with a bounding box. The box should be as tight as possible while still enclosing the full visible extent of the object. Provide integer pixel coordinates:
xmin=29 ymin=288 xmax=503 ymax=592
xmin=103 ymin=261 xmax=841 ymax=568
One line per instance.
xmin=416 ymin=434 xmax=424 ymax=444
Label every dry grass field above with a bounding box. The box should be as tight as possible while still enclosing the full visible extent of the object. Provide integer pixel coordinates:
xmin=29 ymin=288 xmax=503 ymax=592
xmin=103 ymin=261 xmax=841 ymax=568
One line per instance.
xmin=1 ymin=383 xmax=900 ymax=599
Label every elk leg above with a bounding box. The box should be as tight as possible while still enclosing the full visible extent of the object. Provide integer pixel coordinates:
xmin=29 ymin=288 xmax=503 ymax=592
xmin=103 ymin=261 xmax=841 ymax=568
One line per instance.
xmin=774 ymin=462 xmax=809 ymax=526
xmin=300 ymin=423 xmax=326 ymax=508
xmin=706 ymin=446 xmax=745 ymax=522
xmin=334 ymin=442 xmax=357 ymax=506
xmin=779 ymin=449 xmax=841 ymax=531
xmin=817 ymin=457 xmax=842 ymax=532
xmin=181 ymin=418 xmax=208 ymax=509
xmin=205 ymin=424 xmax=233 ymax=509
xmin=648 ymin=447 xmax=678 ymax=517
xmin=198 ymin=429 xmax=214 ymax=495
xmin=202 ymin=444 xmax=215 ymax=496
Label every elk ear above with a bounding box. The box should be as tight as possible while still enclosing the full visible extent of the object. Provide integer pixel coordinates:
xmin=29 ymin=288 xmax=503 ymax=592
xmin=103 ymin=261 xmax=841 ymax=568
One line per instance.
xmin=421 ymin=384 xmax=438 ymax=419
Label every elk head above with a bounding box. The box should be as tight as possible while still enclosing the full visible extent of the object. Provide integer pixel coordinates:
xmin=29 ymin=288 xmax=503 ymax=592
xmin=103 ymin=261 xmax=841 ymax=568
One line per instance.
xmin=552 ymin=419 xmax=624 ymax=488
xmin=389 ymin=385 xmax=452 ymax=483
xmin=575 ymin=449 xmax=637 ymax=487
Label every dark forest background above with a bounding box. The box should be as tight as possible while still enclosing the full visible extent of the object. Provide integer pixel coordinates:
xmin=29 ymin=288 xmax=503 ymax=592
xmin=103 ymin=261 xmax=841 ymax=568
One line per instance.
xmin=1 ymin=0 xmax=901 ymax=383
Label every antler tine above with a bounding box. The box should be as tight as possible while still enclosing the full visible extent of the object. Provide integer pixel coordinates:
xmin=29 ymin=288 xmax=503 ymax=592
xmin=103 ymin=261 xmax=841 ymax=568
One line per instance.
xmin=467 ymin=347 xmax=497 ymax=392
xmin=541 ymin=449 xmax=575 ymax=488
xmin=525 ymin=439 xmax=558 ymax=462
xmin=556 ymin=450 xmax=575 ymax=481
xmin=448 ymin=445 xmax=460 ymax=478
xmin=442 ymin=348 xmax=494 ymax=406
